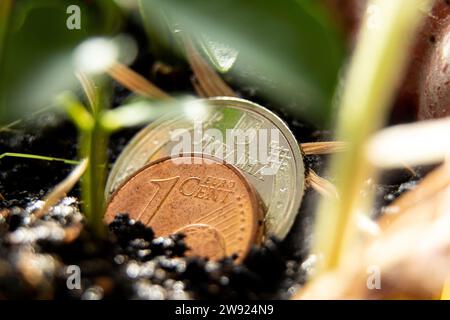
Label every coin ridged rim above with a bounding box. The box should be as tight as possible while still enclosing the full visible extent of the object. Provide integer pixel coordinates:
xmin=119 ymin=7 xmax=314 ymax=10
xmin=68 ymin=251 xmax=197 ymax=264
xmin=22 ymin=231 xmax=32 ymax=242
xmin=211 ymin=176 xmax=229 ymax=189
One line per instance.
xmin=206 ymin=97 xmax=305 ymax=239
xmin=106 ymin=97 xmax=305 ymax=239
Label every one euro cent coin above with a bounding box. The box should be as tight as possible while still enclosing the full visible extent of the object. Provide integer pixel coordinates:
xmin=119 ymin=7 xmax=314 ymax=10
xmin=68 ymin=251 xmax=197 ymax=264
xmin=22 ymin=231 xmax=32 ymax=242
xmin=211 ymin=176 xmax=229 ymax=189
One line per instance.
xmin=105 ymin=155 xmax=263 ymax=262
xmin=106 ymin=97 xmax=305 ymax=240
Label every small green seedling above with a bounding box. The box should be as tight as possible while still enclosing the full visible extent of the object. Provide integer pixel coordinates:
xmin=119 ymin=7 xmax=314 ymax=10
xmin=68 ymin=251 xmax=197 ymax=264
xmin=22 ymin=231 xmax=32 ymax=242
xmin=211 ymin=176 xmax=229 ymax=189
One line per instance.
xmin=58 ymin=73 xmax=188 ymax=236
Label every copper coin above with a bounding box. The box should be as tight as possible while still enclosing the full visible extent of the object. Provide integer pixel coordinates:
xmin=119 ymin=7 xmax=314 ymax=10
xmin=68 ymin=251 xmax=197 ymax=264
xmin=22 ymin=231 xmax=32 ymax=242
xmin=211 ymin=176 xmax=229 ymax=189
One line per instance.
xmin=105 ymin=155 xmax=262 ymax=261
xmin=174 ymin=224 xmax=226 ymax=260
xmin=105 ymin=97 xmax=305 ymax=240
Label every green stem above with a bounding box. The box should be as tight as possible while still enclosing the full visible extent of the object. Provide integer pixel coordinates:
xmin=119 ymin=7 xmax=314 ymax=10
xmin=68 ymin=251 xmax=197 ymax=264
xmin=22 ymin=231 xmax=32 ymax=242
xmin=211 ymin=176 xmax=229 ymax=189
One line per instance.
xmin=312 ymin=0 xmax=431 ymax=275
xmin=79 ymin=80 xmax=111 ymax=237
xmin=59 ymin=84 xmax=110 ymax=237
xmin=80 ymin=121 xmax=109 ymax=236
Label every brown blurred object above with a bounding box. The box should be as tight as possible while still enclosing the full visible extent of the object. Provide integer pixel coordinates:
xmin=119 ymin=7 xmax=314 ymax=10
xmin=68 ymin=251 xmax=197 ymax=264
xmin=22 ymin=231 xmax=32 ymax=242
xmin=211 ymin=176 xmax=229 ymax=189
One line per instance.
xmin=397 ymin=0 xmax=450 ymax=122
xmin=418 ymin=21 xmax=450 ymax=120
xmin=322 ymin=0 xmax=450 ymax=122
xmin=295 ymin=162 xmax=450 ymax=299
xmin=108 ymin=62 xmax=171 ymax=99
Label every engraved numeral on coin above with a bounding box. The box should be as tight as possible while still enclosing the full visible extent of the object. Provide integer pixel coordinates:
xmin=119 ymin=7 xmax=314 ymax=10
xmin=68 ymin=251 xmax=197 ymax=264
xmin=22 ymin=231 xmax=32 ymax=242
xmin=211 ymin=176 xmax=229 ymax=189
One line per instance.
xmin=138 ymin=176 xmax=180 ymax=224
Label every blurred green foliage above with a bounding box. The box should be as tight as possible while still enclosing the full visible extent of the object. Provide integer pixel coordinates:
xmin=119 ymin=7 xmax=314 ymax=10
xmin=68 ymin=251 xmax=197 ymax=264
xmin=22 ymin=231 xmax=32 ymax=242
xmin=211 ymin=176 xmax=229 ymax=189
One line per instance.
xmin=0 ymin=0 xmax=345 ymax=128
xmin=0 ymin=0 xmax=346 ymax=235
xmin=59 ymin=86 xmax=197 ymax=235
xmin=140 ymin=0 xmax=345 ymax=127
xmin=0 ymin=0 xmax=123 ymax=125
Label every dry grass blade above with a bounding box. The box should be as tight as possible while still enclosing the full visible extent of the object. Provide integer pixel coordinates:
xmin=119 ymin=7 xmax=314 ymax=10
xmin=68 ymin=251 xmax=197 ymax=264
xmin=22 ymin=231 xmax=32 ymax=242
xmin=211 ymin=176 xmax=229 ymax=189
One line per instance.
xmin=34 ymin=159 xmax=88 ymax=219
xmin=307 ymin=169 xmax=339 ymax=199
xmin=76 ymin=71 xmax=97 ymax=112
xmin=184 ymin=37 xmax=236 ymax=98
xmin=307 ymin=170 xmax=380 ymax=237
xmin=401 ymin=162 xmax=418 ymax=177
xmin=301 ymin=141 xmax=348 ymax=155
xmin=295 ymin=182 xmax=450 ymax=300
xmin=0 ymin=193 xmax=5 ymax=201
xmin=108 ymin=62 xmax=171 ymax=99
xmin=191 ymin=77 xmax=209 ymax=98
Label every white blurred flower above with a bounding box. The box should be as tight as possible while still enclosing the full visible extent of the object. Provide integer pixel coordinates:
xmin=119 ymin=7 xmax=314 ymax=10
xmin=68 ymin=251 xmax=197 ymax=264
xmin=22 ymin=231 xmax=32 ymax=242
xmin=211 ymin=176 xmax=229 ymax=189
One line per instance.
xmin=74 ymin=37 xmax=119 ymax=74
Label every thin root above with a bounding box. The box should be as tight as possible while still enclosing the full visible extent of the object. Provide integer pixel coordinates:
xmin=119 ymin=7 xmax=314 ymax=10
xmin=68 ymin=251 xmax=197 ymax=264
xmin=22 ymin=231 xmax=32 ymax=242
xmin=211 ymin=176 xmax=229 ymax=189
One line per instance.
xmin=191 ymin=77 xmax=210 ymax=98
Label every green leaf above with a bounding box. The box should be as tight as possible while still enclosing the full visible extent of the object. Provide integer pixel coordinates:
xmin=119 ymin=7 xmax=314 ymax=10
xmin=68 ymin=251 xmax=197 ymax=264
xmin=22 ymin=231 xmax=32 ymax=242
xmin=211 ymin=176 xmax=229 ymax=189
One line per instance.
xmin=0 ymin=152 xmax=79 ymax=165
xmin=100 ymin=97 xmax=187 ymax=132
xmin=198 ymin=34 xmax=239 ymax=73
xmin=140 ymin=0 xmax=345 ymax=127
xmin=57 ymin=92 xmax=94 ymax=132
xmin=138 ymin=0 xmax=180 ymax=61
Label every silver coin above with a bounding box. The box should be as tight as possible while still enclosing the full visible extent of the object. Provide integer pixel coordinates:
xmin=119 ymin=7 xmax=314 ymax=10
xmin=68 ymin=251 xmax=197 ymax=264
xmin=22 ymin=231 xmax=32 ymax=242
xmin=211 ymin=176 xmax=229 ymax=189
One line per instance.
xmin=106 ymin=97 xmax=305 ymax=239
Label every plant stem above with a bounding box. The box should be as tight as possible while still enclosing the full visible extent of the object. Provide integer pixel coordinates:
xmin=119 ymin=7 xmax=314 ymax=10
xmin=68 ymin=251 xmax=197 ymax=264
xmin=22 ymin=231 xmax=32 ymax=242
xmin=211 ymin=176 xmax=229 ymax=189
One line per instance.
xmin=59 ymin=81 xmax=110 ymax=237
xmin=312 ymin=0 xmax=431 ymax=275
xmin=80 ymin=120 xmax=108 ymax=236
xmin=79 ymin=81 xmax=110 ymax=237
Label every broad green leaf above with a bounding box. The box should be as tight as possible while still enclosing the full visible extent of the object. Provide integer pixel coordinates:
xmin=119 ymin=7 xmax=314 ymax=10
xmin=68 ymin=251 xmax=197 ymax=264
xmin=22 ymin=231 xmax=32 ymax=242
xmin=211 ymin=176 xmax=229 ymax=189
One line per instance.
xmin=138 ymin=0 xmax=180 ymax=61
xmin=140 ymin=0 xmax=345 ymax=127
xmin=199 ymin=34 xmax=239 ymax=73
xmin=0 ymin=0 xmax=123 ymax=125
